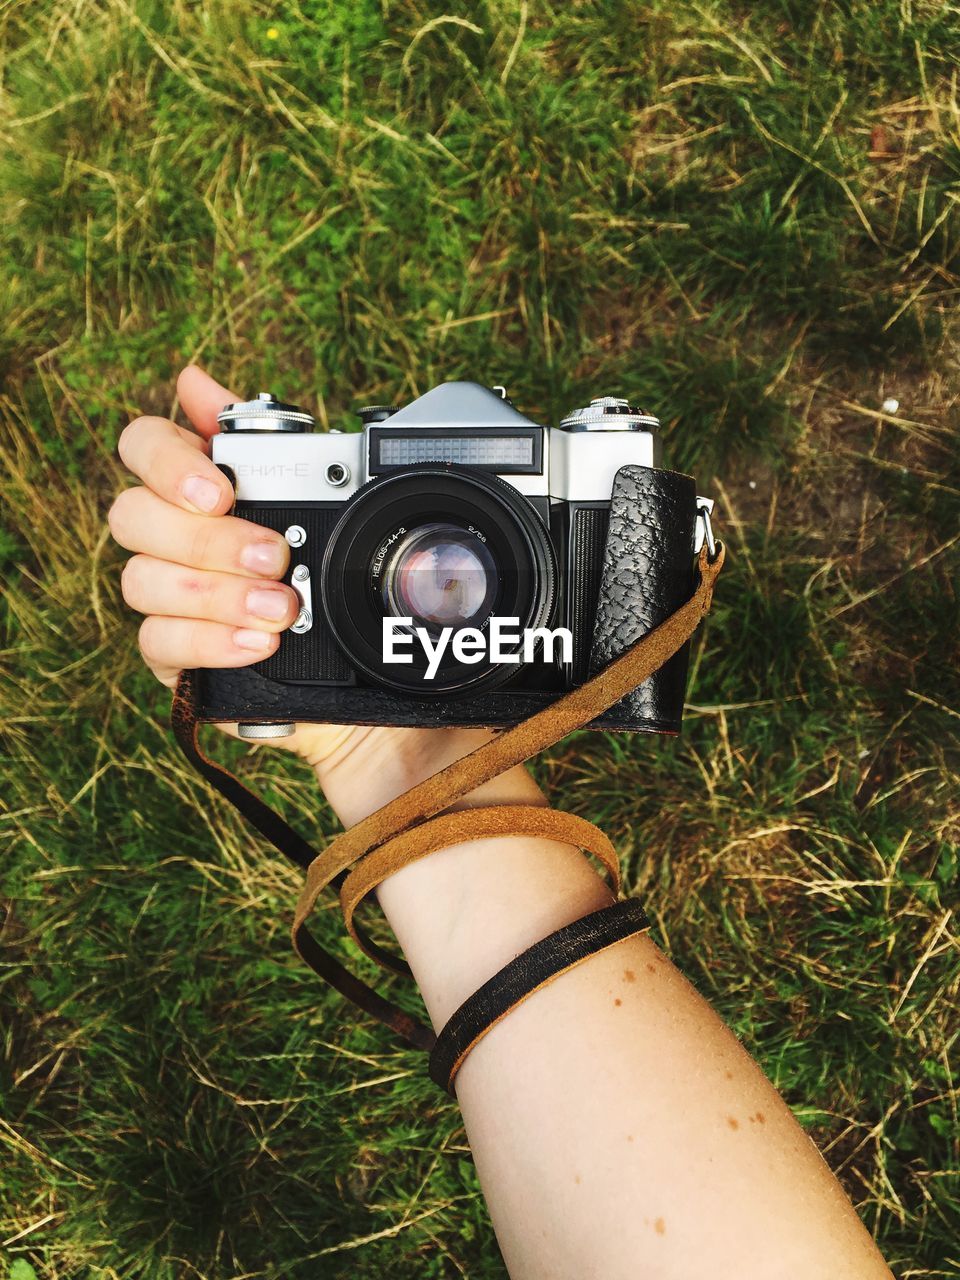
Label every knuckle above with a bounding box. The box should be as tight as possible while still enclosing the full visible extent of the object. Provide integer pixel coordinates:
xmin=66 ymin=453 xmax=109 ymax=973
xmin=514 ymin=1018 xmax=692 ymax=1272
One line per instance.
xmin=120 ymin=555 xmax=146 ymax=607
xmin=107 ymin=487 xmax=137 ymax=542
xmin=188 ymin=520 xmax=215 ymax=567
xmin=177 ymin=571 xmax=218 ymax=611
xmin=177 ymin=571 xmax=209 ymax=597
xmin=107 ymin=496 xmax=122 ymax=537
xmin=185 ymin=617 xmax=222 ymax=668
xmin=187 ymin=619 xmax=211 ymax=661
xmin=137 ymin=616 xmax=163 ymax=666
xmin=117 ymin=417 xmax=147 ymax=464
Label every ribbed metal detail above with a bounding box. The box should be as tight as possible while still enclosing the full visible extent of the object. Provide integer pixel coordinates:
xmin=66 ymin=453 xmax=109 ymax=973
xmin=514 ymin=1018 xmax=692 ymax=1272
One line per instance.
xmin=569 ymin=507 xmax=609 ymax=683
xmin=237 ymin=722 xmax=296 ymax=739
xmin=235 ymin=504 xmax=352 ymax=684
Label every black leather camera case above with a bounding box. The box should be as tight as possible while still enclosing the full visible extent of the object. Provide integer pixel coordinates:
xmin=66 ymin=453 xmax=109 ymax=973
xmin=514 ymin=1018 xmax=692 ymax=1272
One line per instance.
xmin=194 ymin=464 xmax=697 ymax=733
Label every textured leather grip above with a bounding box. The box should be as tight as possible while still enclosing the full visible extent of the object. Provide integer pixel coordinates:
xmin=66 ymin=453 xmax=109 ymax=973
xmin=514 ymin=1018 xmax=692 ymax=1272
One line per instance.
xmin=589 ymin=465 xmax=697 ymax=732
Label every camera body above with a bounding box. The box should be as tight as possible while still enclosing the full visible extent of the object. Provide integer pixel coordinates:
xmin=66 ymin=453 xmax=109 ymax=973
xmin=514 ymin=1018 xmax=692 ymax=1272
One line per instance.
xmin=196 ymin=382 xmax=712 ymax=738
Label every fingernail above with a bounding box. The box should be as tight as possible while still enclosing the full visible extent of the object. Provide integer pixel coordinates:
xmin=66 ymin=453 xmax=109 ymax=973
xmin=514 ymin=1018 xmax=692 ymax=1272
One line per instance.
xmin=240 ymin=540 xmax=287 ymax=576
xmin=183 ymin=474 xmax=224 ymax=513
xmin=234 ymin=628 xmax=276 ymax=652
xmin=247 ymin=587 xmax=291 ymax=621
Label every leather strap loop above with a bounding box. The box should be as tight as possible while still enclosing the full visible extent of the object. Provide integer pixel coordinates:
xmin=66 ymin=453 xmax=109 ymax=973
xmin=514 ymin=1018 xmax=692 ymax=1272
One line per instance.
xmin=429 ymin=899 xmax=652 ymax=1094
xmin=171 ymin=544 xmax=724 ymax=1057
xmin=339 ymin=805 xmax=622 ymax=967
xmin=291 ymin=545 xmax=723 ymax=967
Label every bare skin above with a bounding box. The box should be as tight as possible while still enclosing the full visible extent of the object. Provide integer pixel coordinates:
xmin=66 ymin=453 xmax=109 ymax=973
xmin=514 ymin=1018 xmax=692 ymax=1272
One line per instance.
xmin=109 ymin=366 xmax=894 ymax=1279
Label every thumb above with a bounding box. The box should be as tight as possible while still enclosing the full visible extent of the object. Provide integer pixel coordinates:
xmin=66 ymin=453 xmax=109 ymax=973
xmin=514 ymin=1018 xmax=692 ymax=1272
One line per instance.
xmin=177 ymin=365 xmax=239 ymax=440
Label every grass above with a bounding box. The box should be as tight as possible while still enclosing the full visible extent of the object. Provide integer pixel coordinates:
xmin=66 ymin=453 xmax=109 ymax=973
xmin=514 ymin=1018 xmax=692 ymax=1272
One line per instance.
xmin=1 ymin=0 xmax=958 ymax=1275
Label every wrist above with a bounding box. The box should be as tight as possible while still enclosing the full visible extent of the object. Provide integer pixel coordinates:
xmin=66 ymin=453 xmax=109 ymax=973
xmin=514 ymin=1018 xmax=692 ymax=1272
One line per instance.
xmin=299 ymin=723 xmax=536 ymax=826
xmin=379 ymin=831 xmax=613 ymax=1027
xmin=296 ymin=722 xmax=612 ymax=1027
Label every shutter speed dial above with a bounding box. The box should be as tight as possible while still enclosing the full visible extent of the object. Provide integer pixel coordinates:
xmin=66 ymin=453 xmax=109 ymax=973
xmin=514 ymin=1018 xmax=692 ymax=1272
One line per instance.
xmin=559 ymin=396 xmax=660 ymax=432
xmin=217 ymin=392 xmax=315 ymax=433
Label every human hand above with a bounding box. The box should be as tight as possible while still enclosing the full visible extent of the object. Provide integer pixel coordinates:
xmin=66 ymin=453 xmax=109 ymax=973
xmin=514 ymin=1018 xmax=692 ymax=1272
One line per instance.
xmin=109 ymin=366 xmax=299 ymax=689
xmin=109 ymin=366 xmax=519 ymax=824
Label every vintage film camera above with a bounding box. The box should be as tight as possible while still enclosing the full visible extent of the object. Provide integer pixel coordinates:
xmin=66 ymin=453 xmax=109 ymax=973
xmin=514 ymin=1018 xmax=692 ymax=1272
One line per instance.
xmin=194 ymin=381 xmax=715 ymax=737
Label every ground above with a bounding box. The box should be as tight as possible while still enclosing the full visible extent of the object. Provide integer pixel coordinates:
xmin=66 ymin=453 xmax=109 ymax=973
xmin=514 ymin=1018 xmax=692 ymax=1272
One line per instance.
xmin=1 ymin=2 xmax=958 ymax=1277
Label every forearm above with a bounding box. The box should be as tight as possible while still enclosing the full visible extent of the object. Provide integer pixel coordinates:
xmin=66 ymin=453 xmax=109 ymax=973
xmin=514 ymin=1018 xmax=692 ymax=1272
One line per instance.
xmin=309 ymin=731 xmax=892 ymax=1280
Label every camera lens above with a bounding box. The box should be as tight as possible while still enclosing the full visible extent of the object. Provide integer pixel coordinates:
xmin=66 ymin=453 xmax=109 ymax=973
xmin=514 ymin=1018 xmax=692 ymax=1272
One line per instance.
xmin=321 ymin=466 xmax=556 ymax=695
xmin=382 ymin=524 xmax=498 ymax=630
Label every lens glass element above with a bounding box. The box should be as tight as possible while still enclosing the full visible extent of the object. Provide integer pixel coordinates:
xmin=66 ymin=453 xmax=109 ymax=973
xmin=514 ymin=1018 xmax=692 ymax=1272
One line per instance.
xmin=320 ymin=466 xmax=557 ymax=695
xmin=382 ymin=523 xmax=497 ymax=630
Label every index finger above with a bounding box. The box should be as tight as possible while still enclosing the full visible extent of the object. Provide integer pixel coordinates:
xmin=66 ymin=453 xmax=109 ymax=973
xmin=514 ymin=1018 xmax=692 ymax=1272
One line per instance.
xmin=118 ymin=415 xmax=236 ymax=515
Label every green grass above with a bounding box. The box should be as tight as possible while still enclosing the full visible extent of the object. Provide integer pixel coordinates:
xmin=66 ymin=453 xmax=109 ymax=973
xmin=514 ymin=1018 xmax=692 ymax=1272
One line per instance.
xmin=1 ymin=1 xmax=959 ymax=1275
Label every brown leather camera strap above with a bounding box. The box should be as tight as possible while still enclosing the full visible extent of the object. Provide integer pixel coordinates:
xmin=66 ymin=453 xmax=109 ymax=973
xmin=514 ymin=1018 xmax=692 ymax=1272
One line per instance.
xmin=172 ymin=544 xmax=724 ymax=1069
xmin=339 ymin=805 xmax=622 ymax=964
